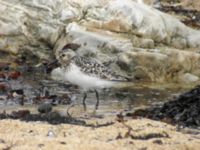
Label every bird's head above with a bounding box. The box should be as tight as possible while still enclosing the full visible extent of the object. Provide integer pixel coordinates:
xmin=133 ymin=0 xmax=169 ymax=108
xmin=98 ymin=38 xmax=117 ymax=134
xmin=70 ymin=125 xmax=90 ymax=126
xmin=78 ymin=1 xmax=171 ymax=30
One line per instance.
xmin=58 ymin=49 xmax=76 ymax=64
xmin=58 ymin=43 xmax=80 ymax=65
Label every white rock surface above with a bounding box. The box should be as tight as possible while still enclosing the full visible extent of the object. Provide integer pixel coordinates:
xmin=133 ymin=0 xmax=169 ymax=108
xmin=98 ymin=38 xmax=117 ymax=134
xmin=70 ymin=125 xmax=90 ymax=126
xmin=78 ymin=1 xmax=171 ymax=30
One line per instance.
xmin=179 ymin=73 xmax=199 ymax=83
xmin=0 ymin=0 xmax=200 ymax=83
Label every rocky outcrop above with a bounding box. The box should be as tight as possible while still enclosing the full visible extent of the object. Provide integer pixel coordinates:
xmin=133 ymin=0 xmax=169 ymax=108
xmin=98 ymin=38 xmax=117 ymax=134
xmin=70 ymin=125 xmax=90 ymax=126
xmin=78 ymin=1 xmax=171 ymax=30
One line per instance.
xmin=117 ymin=48 xmax=200 ymax=82
xmin=0 ymin=0 xmax=200 ymax=83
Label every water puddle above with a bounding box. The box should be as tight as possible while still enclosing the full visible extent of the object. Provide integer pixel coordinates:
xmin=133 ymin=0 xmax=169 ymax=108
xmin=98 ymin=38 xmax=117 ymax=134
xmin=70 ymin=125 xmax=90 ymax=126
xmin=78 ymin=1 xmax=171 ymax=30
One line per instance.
xmin=0 ymin=74 xmax=191 ymax=118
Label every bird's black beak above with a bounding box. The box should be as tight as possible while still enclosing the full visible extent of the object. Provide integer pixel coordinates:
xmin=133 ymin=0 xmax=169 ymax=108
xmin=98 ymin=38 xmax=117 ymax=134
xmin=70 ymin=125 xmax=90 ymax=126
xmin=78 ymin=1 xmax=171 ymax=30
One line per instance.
xmin=47 ymin=59 xmax=59 ymax=67
xmin=45 ymin=59 xmax=60 ymax=74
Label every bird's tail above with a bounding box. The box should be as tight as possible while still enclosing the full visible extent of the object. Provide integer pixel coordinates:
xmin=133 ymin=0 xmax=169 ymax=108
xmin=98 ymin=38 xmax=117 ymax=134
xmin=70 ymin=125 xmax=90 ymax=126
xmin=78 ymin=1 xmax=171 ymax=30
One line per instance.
xmin=111 ymin=81 xmax=135 ymax=89
xmin=111 ymin=75 xmax=134 ymax=82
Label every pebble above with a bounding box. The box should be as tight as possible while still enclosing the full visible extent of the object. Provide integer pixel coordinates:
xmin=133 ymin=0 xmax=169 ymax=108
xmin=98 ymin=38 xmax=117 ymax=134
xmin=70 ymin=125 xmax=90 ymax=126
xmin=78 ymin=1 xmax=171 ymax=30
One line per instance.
xmin=38 ymin=103 xmax=52 ymax=114
xmin=47 ymin=130 xmax=56 ymax=138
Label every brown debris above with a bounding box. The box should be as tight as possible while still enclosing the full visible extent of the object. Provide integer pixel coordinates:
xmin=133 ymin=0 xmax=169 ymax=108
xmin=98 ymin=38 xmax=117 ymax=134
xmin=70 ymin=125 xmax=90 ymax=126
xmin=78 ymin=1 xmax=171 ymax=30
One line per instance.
xmin=129 ymin=132 xmax=170 ymax=140
xmin=11 ymin=110 xmax=30 ymax=118
xmin=0 ymin=82 xmax=10 ymax=92
xmin=157 ymin=4 xmax=200 ymax=29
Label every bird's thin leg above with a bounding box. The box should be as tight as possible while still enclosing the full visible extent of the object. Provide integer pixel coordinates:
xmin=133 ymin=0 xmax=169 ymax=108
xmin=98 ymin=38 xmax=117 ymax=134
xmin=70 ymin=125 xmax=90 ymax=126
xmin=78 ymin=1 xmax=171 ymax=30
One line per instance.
xmin=95 ymin=90 xmax=99 ymax=110
xmin=82 ymin=92 xmax=87 ymax=110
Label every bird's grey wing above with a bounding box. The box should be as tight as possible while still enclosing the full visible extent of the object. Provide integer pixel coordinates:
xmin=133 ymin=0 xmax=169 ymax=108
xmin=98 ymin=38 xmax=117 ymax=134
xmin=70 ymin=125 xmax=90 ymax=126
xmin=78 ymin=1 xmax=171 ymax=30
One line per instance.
xmin=72 ymin=56 xmax=128 ymax=81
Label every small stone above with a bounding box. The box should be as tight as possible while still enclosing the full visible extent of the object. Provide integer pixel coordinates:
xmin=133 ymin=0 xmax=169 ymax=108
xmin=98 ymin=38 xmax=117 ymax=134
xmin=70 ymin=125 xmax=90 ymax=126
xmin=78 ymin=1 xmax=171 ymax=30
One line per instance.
xmin=49 ymin=111 xmax=61 ymax=120
xmin=153 ymin=139 xmax=163 ymax=145
xmin=38 ymin=103 xmax=52 ymax=114
xmin=0 ymin=139 xmax=5 ymax=144
xmin=38 ymin=144 xmax=44 ymax=148
xmin=47 ymin=130 xmax=56 ymax=138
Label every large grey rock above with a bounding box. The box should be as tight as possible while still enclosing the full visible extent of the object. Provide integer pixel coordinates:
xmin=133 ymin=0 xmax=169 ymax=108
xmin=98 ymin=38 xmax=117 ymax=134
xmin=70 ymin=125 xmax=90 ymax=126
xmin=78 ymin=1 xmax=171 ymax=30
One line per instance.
xmin=1 ymin=0 xmax=200 ymax=83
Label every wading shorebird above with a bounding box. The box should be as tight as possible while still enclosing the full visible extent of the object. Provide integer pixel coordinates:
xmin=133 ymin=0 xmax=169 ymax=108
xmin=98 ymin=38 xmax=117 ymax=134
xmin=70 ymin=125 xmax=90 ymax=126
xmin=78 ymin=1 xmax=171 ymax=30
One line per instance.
xmin=50 ymin=44 xmax=130 ymax=110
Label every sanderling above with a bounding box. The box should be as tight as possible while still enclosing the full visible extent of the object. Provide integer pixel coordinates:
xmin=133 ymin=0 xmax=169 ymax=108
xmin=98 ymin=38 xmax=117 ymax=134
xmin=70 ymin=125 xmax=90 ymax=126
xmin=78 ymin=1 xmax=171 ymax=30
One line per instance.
xmin=50 ymin=44 xmax=130 ymax=110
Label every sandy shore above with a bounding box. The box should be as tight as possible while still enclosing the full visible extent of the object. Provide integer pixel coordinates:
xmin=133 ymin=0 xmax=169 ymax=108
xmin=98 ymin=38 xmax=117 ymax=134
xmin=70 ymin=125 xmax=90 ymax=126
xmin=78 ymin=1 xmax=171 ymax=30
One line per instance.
xmin=0 ymin=117 xmax=199 ymax=150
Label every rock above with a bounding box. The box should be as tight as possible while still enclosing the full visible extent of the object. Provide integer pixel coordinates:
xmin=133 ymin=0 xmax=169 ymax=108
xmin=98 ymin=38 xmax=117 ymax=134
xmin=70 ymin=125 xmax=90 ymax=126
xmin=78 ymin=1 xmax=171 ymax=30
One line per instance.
xmin=117 ymin=48 xmax=200 ymax=82
xmin=171 ymin=37 xmax=187 ymax=49
xmin=187 ymin=34 xmax=200 ymax=48
xmin=47 ymin=130 xmax=56 ymax=138
xmin=117 ymin=52 xmax=137 ymax=73
xmin=80 ymin=0 xmax=200 ymax=48
xmin=65 ymin=22 xmax=133 ymax=53
xmin=179 ymin=73 xmax=199 ymax=83
xmin=1 ymin=0 xmax=200 ymax=84
xmin=117 ymin=50 xmax=168 ymax=81
xmin=132 ymin=37 xmax=155 ymax=49
xmin=1 ymin=0 xmax=200 ymax=56
xmin=38 ymin=103 xmax=52 ymax=114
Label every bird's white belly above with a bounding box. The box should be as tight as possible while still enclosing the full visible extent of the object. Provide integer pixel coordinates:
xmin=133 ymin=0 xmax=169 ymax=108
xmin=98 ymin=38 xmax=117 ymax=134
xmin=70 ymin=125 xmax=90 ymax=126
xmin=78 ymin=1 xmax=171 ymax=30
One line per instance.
xmin=64 ymin=64 xmax=114 ymax=90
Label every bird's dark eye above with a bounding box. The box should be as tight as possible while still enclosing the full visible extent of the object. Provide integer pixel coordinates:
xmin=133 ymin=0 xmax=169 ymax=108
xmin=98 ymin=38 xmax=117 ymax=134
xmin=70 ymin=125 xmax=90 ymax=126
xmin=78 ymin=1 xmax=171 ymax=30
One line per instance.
xmin=61 ymin=54 xmax=65 ymax=57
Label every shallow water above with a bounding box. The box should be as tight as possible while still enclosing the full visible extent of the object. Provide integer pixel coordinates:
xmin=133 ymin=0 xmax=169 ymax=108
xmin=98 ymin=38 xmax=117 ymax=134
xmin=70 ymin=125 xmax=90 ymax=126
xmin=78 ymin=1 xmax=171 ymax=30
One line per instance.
xmin=0 ymin=73 xmax=190 ymax=118
xmin=68 ymin=84 xmax=188 ymax=116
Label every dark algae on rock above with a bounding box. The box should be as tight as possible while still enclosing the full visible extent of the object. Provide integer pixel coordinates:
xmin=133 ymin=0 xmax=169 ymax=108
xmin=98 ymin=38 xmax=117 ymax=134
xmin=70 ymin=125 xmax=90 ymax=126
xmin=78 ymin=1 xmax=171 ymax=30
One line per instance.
xmin=129 ymin=85 xmax=200 ymax=128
